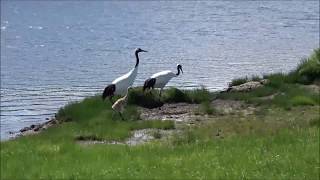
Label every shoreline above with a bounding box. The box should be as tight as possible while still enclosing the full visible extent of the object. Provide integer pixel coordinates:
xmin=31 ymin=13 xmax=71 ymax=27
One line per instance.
xmin=8 ymin=78 xmax=274 ymax=141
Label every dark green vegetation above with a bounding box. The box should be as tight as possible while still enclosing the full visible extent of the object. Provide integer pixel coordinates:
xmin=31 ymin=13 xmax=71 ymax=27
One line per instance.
xmin=1 ymin=49 xmax=319 ymax=179
xmin=128 ymin=86 xmax=214 ymax=108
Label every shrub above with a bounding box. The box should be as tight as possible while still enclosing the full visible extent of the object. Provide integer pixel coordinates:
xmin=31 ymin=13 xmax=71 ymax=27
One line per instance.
xmin=264 ymin=73 xmax=287 ymax=88
xmin=162 ymin=88 xmax=190 ymax=103
xmin=128 ymin=87 xmax=163 ymax=108
xmin=184 ymin=87 xmax=213 ymax=103
xmin=298 ymin=48 xmax=320 ymax=83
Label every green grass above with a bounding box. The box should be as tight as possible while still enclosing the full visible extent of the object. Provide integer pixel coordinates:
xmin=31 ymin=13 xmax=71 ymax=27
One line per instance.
xmin=219 ymin=83 xmax=319 ymax=110
xmin=1 ymin=119 xmax=318 ymax=179
xmin=1 ymin=49 xmax=320 ymax=179
xmin=291 ymin=96 xmax=316 ymax=106
xmin=55 ymin=95 xmax=175 ymax=141
xmin=2 ymin=90 xmax=319 ymax=179
xmin=162 ymin=87 xmax=213 ymax=103
xmin=194 ymin=101 xmax=218 ymax=115
xmin=1 ymin=94 xmax=319 ymax=179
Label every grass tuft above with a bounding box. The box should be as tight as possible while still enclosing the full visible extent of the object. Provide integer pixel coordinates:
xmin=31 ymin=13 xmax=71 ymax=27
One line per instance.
xmin=194 ymin=101 xmax=218 ymax=115
xmin=162 ymin=88 xmax=190 ymax=103
xmin=229 ymin=77 xmax=248 ymax=87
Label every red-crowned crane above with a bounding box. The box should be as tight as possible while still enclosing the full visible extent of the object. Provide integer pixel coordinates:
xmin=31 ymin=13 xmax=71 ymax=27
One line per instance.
xmin=102 ymin=48 xmax=147 ymax=102
xmin=143 ymin=64 xmax=183 ymax=97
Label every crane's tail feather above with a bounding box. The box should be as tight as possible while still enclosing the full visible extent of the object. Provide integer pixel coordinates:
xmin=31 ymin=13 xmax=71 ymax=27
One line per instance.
xmin=102 ymin=84 xmax=116 ymax=100
xmin=143 ymin=78 xmax=156 ymax=92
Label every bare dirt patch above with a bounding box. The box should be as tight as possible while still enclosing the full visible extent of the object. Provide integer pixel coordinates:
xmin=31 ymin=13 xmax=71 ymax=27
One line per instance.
xmin=139 ymin=100 xmax=257 ymax=123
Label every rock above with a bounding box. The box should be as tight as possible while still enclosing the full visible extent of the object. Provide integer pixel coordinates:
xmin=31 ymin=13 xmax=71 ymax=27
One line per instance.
xmin=33 ymin=125 xmax=41 ymax=132
xmin=20 ymin=127 xmax=30 ymax=132
xmin=302 ymin=84 xmax=320 ymax=93
xmin=224 ymin=79 xmax=269 ymax=93
xmin=260 ymin=79 xmax=269 ymax=85
xmin=30 ymin=124 xmax=35 ymax=129
xmin=228 ymin=81 xmax=263 ymax=92
xmin=51 ymin=120 xmax=57 ymax=124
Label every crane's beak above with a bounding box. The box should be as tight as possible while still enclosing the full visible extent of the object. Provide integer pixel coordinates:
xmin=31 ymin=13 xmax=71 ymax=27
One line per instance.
xmin=141 ymin=49 xmax=147 ymax=52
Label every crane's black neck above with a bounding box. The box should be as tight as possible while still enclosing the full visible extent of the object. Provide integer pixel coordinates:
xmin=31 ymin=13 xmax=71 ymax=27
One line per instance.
xmin=135 ymin=52 xmax=139 ymax=68
xmin=176 ymin=66 xmax=181 ymax=76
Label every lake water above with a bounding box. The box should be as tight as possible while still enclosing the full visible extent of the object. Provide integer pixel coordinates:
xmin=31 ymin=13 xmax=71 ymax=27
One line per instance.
xmin=1 ymin=1 xmax=319 ymax=140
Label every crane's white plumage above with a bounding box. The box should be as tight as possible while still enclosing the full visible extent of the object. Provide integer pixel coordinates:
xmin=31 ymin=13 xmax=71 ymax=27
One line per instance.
xmin=102 ymin=48 xmax=147 ymax=101
xmin=150 ymin=70 xmax=177 ymax=89
xmin=112 ymin=67 xmax=138 ymax=95
xmin=143 ymin=64 xmax=183 ymax=97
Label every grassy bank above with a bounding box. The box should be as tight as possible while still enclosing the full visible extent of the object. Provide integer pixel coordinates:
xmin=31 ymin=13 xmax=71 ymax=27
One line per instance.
xmin=219 ymin=48 xmax=320 ymax=110
xmin=1 ymin=49 xmax=319 ymax=179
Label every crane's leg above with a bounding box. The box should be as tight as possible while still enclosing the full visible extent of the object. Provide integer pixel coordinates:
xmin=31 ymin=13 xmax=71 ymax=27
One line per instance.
xmin=158 ymin=88 xmax=163 ymax=110
xmin=118 ymin=112 xmax=124 ymax=120
xmin=159 ymin=88 xmax=163 ymax=99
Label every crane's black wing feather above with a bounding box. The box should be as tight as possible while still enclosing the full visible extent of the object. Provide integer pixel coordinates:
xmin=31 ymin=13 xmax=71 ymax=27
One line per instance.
xmin=143 ymin=78 xmax=156 ymax=91
xmin=102 ymin=84 xmax=116 ymax=100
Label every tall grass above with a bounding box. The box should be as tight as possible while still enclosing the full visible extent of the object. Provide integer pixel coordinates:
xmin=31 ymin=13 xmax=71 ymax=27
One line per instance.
xmin=229 ymin=77 xmax=249 ymax=87
xmin=128 ymin=87 xmax=214 ymax=108
xmin=229 ymin=75 xmax=262 ymax=87
xmin=298 ymin=48 xmax=320 ymax=82
xmin=163 ymin=87 xmax=213 ymax=103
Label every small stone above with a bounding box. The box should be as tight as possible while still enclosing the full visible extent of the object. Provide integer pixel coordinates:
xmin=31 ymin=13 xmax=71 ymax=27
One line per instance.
xmin=51 ymin=120 xmax=57 ymax=124
xmin=229 ymin=81 xmax=264 ymax=92
xmin=20 ymin=127 xmax=30 ymax=132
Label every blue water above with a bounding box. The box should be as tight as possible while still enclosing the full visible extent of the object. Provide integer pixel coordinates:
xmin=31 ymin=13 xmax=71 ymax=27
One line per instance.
xmin=1 ymin=1 xmax=319 ymax=140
